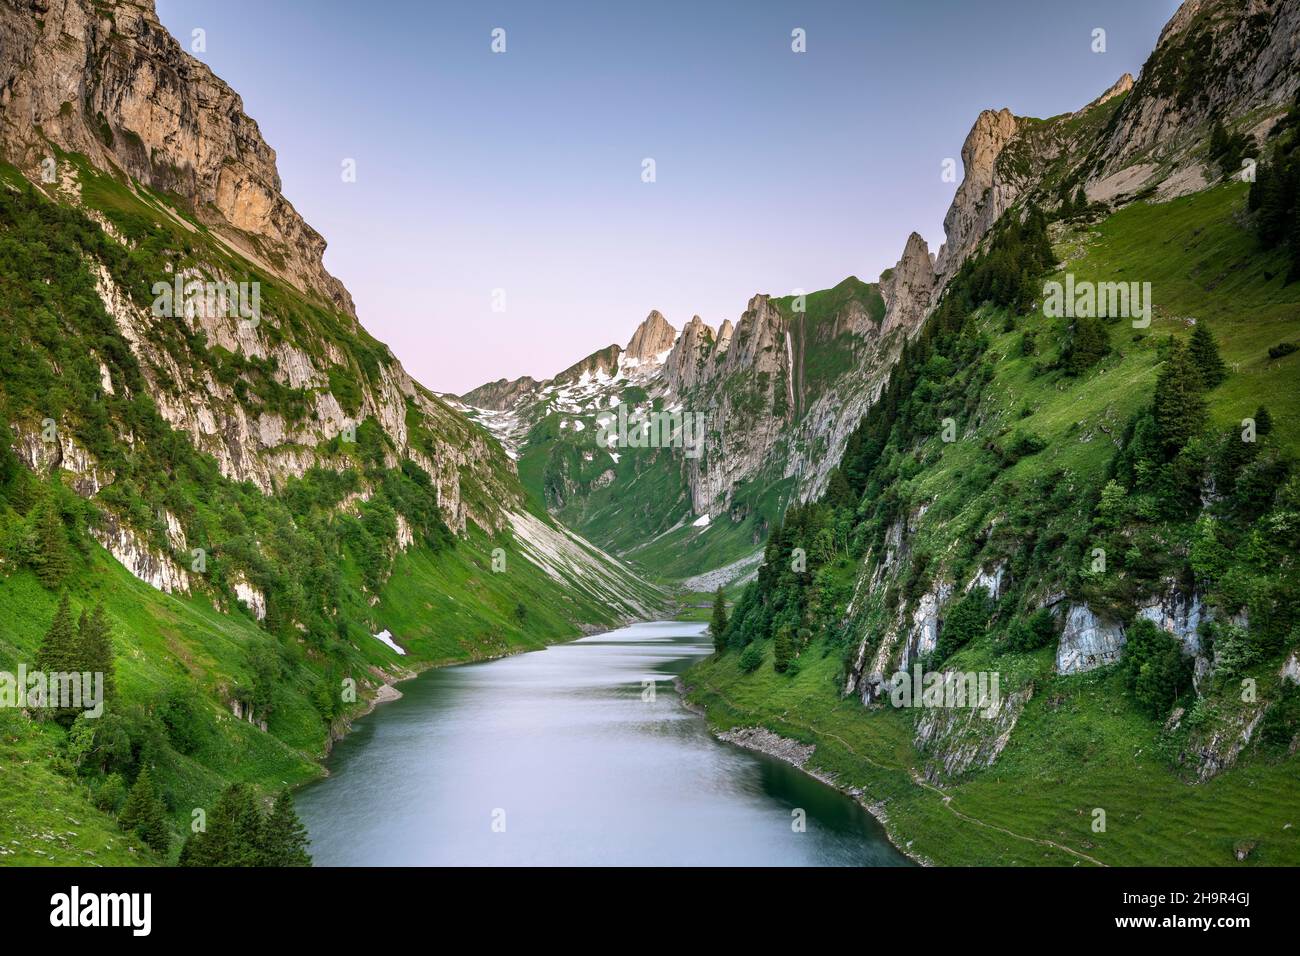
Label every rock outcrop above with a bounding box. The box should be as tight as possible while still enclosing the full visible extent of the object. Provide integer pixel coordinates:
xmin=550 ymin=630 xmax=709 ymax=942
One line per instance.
xmin=1092 ymin=0 xmax=1300 ymax=192
xmin=880 ymin=232 xmax=936 ymax=334
xmin=663 ymin=316 xmax=716 ymax=392
xmin=459 ymin=376 xmax=539 ymax=411
xmin=1056 ymin=604 xmax=1126 ymax=675
xmin=623 ymin=310 xmax=678 ymax=364
xmin=934 ymin=108 xmax=1019 ymax=283
xmin=0 ymin=0 xmax=353 ymax=313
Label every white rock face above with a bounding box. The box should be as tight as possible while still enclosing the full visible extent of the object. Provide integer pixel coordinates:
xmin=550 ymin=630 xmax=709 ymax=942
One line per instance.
xmin=914 ymin=683 xmax=1032 ymax=782
xmin=11 ymin=424 xmax=105 ymax=498
xmin=966 ymin=562 xmax=1006 ymax=601
xmin=1136 ymin=585 xmax=1203 ymax=655
xmin=1281 ymin=652 xmax=1300 ymax=686
xmin=231 ymin=574 xmax=267 ymax=621
xmin=91 ymin=514 xmax=190 ymax=594
xmin=1056 ymin=604 xmax=1125 ymax=675
xmin=395 ymin=513 xmax=414 ymax=550
xmin=901 ymin=581 xmax=954 ymax=672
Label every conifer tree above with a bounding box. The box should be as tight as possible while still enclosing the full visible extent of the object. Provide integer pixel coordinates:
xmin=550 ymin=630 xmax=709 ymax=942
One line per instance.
xmin=1188 ymin=323 xmax=1227 ymax=388
xmin=35 ymin=593 xmax=76 ymax=680
xmin=1153 ymin=342 xmax=1208 ymax=458
xmin=78 ymin=603 xmax=116 ymax=705
xmin=708 ymin=587 xmax=728 ymax=655
xmin=119 ymin=767 xmax=171 ymax=856
xmin=261 ymin=789 xmax=312 ymax=867
xmin=1255 ymin=405 xmax=1273 ymax=437
xmin=181 ymin=783 xmax=265 ymax=867
xmin=774 ymin=624 xmax=794 ymax=673
xmin=30 ymin=497 xmax=72 ymax=589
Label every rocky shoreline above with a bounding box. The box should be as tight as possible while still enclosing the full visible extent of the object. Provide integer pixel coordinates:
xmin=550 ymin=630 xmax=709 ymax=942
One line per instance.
xmin=674 ymin=677 xmax=930 ymax=866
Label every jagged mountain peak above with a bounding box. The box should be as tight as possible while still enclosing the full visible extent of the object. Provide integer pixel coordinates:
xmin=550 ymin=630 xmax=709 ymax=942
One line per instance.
xmin=1080 ymin=72 xmax=1135 ymax=114
xmin=624 ymin=309 xmax=679 ymax=363
xmin=933 ymin=107 xmax=1020 ymax=282
xmin=664 ymin=315 xmax=717 ymax=392
xmin=880 ymin=231 xmax=936 ymax=334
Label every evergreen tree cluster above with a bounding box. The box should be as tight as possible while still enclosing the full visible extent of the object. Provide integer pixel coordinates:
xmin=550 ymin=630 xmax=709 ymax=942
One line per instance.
xmin=118 ymin=766 xmax=170 ymax=856
xmin=179 ymin=785 xmax=312 ymax=867
xmin=1247 ymin=95 xmax=1300 ymax=282
xmin=34 ymin=594 xmax=117 ymax=725
xmin=1207 ymin=118 xmax=1256 ymax=180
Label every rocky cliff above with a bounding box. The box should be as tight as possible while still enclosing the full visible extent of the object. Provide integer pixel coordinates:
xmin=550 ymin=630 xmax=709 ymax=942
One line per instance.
xmin=0 ymin=0 xmax=353 ymax=313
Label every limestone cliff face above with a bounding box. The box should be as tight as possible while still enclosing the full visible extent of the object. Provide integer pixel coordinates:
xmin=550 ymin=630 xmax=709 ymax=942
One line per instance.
xmin=663 ymin=315 xmax=715 ymax=392
xmin=880 ymin=232 xmax=936 ymax=334
xmin=623 ymin=310 xmax=678 ymax=364
xmin=714 ymin=319 xmax=735 ymax=357
xmin=0 ymin=0 xmax=353 ymax=313
xmin=0 ymin=0 xmax=528 ymax=539
xmin=932 ymin=0 xmax=1300 ymax=284
xmin=933 ymin=108 xmax=1019 ymax=283
xmin=686 ymin=295 xmax=792 ymax=512
xmin=1092 ymin=0 xmax=1300 ymax=192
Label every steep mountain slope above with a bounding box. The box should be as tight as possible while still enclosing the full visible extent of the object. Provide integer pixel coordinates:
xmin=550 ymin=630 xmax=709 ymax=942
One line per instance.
xmin=0 ymin=0 xmax=661 ymax=864
xmin=459 ymin=243 xmax=936 ymax=583
xmin=689 ymin=0 xmax=1300 ymax=866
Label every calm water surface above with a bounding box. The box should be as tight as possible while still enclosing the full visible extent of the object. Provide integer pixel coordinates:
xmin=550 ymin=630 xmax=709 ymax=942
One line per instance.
xmin=296 ymin=621 xmax=910 ymax=866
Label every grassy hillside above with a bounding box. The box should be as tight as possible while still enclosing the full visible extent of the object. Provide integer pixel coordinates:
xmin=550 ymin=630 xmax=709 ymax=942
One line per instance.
xmin=0 ymin=144 xmax=661 ymax=864
xmin=687 ymin=178 xmax=1300 ymax=867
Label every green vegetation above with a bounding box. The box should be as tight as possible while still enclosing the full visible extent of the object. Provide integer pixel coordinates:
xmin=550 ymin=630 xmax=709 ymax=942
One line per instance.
xmin=691 ymin=178 xmax=1300 ymax=866
xmin=179 ymin=784 xmax=310 ymax=866
xmin=0 ymin=147 xmax=656 ymax=865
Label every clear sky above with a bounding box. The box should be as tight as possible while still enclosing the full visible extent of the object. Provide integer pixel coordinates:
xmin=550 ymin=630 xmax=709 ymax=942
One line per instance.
xmin=154 ymin=0 xmax=1179 ymax=395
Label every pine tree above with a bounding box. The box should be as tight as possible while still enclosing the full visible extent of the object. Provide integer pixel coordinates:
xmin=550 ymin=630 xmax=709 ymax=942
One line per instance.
xmin=181 ymin=783 xmax=265 ymax=867
xmin=773 ymin=624 xmax=794 ymax=673
xmin=1290 ymin=197 xmax=1300 ymax=283
xmin=708 ymin=587 xmax=728 ymax=654
xmin=1063 ymin=317 xmax=1110 ymax=375
xmin=1153 ymin=342 xmax=1208 ymax=458
xmin=1188 ymin=322 xmax=1227 ymax=388
xmin=1255 ymin=405 xmax=1274 ymax=437
xmin=35 ymin=593 xmax=76 ymax=679
xmin=78 ymin=603 xmax=117 ymax=705
xmin=261 ymin=790 xmax=312 ymax=867
xmin=119 ymin=767 xmax=171 ymax=856
xmin=30 ymin=497 xmax=72 ymax=589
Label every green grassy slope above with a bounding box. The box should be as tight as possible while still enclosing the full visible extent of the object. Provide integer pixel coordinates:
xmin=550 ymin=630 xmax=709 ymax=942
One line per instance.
xmin=0 ymin=145 xmax=661 ymax=864
xmin=685 ymin=180 xmax=1300 ymax=867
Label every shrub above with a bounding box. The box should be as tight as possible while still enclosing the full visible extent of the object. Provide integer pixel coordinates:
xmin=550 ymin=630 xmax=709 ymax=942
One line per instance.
xmin=1121 ymin=619 xmax=1191 ymax=717
xmin=739 ymin=643 xmax=764 ymax=673
xmin=1006 ymin=608 xmax=1057 ymax=652
xmin=1268 ymin=342 xmax=1297 ymax=359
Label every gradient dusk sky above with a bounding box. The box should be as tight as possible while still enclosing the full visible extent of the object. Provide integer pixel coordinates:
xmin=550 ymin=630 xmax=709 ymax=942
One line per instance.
xmin=154 ymin=0 xmax=1179 ymax=395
